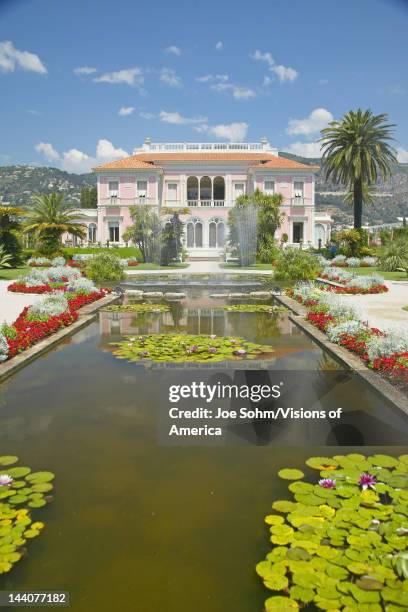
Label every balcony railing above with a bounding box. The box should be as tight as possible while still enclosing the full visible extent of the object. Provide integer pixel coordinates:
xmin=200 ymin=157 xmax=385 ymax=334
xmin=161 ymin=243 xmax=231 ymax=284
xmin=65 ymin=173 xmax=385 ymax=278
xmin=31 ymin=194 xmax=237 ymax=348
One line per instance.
xmin=290 ymin=197 xmax=311 ymax=206
xmin=165 ymin=200 xmax=227 ymax=207
xmin=102 ymin=196 xmax=156 ymax=206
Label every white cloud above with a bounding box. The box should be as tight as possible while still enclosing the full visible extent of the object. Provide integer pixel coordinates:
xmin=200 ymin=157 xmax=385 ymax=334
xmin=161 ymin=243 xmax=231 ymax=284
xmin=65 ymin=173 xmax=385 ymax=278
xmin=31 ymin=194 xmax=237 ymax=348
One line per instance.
xmin=165 ymin=45 xmax=181 ymax=56
xmin=96 ymin=139 xmax=128 ymax=159
xmin=318 ymin=78 xmax=329 ymax=85
xmin=251 ymin=49 xmax=298 ymax=83
xmin=272 ymin=64 xmax=298 ymax=83
xmin=159 ymin=67 xmax=182 ymax=87
xmin=284 ymin=141 xmax=322 ymax=158
xmin=35 ymin=142 xmax=59 ymax=162
xmin=211 ymin=82 xmax=256 ymax=100
xmin=74 ymin=66 xmax=97 ymax=76
xmin=94 ymin=67 xmax=144 ymax=86
xmin=397 ymin=147 xmax=408 ymax=163
xmin=208 ymin=122 xmax=249 ymax=142
xmin=215 ymin=41 xmax=224 ymax=51
xmin=196 ymin=74 xmax=228 ymax=83
xmin=35 ymin=139 xmax=128 ymax=173
xmin=252 ymin=50 xmax=274 ymax=66
xmin=28 ymin=109 xmax=41 ymax=116
xmin=286 ymin=108 xmax=333 ymax=136
xmin=159 ymin=110 xmax=207 ymax=125
xmin=118 ymin=106 xmax=135 ymax=116
xmin=139 ymin=112 xmax=155 ymax=120
xmin=0 ymin=40 xmax=47 ymax=74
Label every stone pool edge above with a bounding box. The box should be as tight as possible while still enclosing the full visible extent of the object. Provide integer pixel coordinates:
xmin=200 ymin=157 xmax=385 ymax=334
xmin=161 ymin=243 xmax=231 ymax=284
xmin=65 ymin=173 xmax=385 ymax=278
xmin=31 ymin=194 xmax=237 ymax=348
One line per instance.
xmin=274 ymin=294 xmax=408 ymax=415
xmin=0 ymin=293 xmax=119 ymax=384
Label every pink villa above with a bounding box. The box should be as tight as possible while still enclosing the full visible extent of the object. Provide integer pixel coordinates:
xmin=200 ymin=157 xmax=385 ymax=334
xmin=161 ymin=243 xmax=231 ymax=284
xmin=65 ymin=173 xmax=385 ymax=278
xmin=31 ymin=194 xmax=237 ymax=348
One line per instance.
xmin=71 ymin=138 xmax=332 ymax=258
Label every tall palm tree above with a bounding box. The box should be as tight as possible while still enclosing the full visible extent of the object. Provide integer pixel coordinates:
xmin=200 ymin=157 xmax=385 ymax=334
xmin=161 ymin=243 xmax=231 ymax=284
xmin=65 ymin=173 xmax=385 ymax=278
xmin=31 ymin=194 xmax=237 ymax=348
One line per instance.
xmin=320 ymin=109 xmax=397 ymax=228
xmin=24 ymin=193 xmax=86 ymax=256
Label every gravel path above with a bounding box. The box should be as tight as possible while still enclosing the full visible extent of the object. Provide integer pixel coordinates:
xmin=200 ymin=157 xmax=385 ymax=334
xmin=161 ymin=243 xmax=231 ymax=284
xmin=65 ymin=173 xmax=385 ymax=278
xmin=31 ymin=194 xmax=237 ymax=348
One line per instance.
xmin=343 ymin=280 xmax=408 ymax=330
xmin=0 ymin=280 xmax=44 ymax=325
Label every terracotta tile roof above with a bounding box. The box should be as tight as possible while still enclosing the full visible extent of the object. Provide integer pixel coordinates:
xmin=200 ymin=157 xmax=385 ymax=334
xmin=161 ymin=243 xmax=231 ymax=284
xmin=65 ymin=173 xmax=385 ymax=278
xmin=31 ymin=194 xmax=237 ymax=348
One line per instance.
xmin=93 ymin=158 xmax=158 ymax=170
xmin=94 ymin=152 xmax=317 ymax=170
xmin=253 ymin=158 xmax=319 ymax=170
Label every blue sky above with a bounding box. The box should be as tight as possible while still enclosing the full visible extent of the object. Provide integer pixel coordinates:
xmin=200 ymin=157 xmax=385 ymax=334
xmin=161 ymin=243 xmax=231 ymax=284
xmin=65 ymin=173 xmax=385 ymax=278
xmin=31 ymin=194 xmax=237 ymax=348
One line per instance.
xmin=1 ymin=0 xmax=408 ymax=173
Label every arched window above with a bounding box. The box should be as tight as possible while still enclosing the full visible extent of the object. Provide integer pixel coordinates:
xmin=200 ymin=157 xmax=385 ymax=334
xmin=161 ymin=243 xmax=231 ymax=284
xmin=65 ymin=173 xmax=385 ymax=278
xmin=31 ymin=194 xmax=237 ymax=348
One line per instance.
xmin=208 ymin=217 xmax=226 ymax=248
xmin=200 ymin=176 xmax=212 ymax=201
xmin=186 ymin=217 xmax=203 ymax=248
xmin=187 ymin=176 xmax=198 ymax=201
xmin=315 ymin=223 xmax=326 ymax=246
xmin=213 ymin=176 xmax=225 ymax=201
xmin=88 ymin=223 xmax=97 ymax=243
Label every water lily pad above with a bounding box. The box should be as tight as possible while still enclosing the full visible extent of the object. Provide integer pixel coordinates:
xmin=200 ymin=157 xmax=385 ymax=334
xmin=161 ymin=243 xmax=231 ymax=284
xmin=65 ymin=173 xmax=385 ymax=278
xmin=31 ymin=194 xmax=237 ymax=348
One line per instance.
xmin=305 ymin=457 xmax=338 ymax=470
xmin=278 ymin=469 xmax=305 ymax=481
xmin=6 ymin=467 xmax=31 ymax=478
xmin=111 ymin=333 xmax=274 ymax=364
xmin=256 ymin=453 xmax=406 ymax=611
xmin=265 ymin=596 xmax=299 ymax=610
xmin=26 ymin=471 xmax=55 ymax=483
xmin=0 ymin=456 xmax=18 ymax=466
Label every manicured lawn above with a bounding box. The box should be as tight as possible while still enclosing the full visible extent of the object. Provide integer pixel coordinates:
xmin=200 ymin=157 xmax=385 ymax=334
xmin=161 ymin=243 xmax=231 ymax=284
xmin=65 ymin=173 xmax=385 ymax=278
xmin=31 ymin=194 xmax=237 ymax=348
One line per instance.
xmin=0 ymin=266 xmax=30 ymax=280
xmin=351 ymin=266 xmax=407 ymax=281
xmin=126 ymin=263 xmax=189 ymax=271
xmin=220 ymin=262 xmax=274 ymax=270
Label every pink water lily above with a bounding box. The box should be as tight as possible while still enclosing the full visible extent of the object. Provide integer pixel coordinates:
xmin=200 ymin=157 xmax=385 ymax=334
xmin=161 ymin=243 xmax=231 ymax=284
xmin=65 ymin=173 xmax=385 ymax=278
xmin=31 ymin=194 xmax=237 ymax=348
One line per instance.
xmin=234 ymin=349 xmax=247 ymax=356
xmin=208 ymin=347 xmax=217 ymax=354
xmin=0 ymin=474 xmax=13 ymax=486
xmin=319 ymin=478 xmax=336 ymax=489
xmin=210 ymin=335 xmax=217 ymax=339
xmin=359 ymin=473 xmax=377 ymax=490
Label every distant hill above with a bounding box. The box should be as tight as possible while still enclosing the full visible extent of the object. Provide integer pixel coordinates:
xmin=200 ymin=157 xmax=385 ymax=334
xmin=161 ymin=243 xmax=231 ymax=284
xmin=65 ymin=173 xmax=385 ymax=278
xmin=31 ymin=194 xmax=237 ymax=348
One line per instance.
xmin=1 ymin=159 xmax=407 ymax=225
xmin=279 ymin=153 xmax=408 ymax=225
xmin=0 ymin=165 xmax=95 ymax=207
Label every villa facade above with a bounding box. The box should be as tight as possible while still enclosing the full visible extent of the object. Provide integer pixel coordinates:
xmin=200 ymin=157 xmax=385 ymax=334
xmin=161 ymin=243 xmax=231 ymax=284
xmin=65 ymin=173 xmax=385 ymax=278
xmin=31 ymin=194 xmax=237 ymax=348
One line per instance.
xmin=73 ymin=139 xmax=332 ymax=258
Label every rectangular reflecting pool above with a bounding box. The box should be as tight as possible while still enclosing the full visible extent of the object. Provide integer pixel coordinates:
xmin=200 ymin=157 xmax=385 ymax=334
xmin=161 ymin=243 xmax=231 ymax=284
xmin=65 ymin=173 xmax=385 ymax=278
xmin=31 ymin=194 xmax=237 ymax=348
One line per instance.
xmin=0 ymin=285 xmax=406 ymax=611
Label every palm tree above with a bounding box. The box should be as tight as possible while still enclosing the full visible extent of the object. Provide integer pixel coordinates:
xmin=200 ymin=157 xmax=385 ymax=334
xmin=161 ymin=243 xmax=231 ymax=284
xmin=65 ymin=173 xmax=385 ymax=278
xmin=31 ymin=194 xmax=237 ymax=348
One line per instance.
xmin=24 ymin=193 xmax=86 ymax=256
xmin=320 ymin=109 xmax=397 ymax=228
xmin=0 ymin=204 xmax=25 ymax=265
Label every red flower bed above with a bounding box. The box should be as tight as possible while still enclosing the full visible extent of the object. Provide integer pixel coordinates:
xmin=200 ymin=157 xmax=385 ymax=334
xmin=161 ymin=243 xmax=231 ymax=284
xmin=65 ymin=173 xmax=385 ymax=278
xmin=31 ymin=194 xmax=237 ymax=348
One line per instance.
xmin=66 ymin=259 xmax=81 ymax=268
xmin=6 ymin=308 xmax=78 ymax=358
xmin=8 ymin=283 xmax=57 ymax=294
xmin=127 ymin=260 xmax=139 ymax=266
xmin=306 ymin=311 xmax=335 ymax=332
xmin=66 ymin=289 xmax=110 ymax=311
xmin=371 ymin=352 xmax=408 ymax=383
xmin=332 ymin=284 xmax=388 ymax=295
xmin=3 ymin=289 xmax=111 ymax=361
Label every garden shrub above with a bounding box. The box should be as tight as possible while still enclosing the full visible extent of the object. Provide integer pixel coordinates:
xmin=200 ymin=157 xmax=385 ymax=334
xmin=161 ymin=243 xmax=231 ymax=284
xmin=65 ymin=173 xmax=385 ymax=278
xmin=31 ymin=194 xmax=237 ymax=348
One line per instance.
xmin=274 ymin=249 xmax=321 ymax=281
xmin=85 ymin=253 xmax=125 ymax=282
xmin=379 ymin=239 xmax=408 ymax=271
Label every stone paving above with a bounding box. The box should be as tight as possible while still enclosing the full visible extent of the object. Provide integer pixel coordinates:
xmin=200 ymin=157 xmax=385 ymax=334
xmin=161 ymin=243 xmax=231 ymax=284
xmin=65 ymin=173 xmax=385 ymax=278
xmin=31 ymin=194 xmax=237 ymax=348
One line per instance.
xmin=0 ymin=280 xmax=44 ymax=325
xmin=342 ymin=280 xmax=408 ymax=330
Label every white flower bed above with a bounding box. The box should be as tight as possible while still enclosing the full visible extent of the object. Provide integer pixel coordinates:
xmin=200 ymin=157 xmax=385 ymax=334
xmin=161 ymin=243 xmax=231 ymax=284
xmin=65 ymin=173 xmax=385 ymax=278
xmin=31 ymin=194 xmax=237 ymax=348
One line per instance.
xmin=46 ymin=266 xmax=80 ymax=282
xmin=25 ymin=269 xmax=50 ymax=287
xmin=318 ymin=292 xmax=361 ymax=319
xmin=346 ymin=257 xmax=360 ymax=268
xmin=331 ymin=255 xmax=347 ymax=265
xmin=51 ymin=256 xmax=66 ymax=266
xmin=327 ymin=320 xmax=368 ymax=343
xmin=66 ymin=277 xmax=96 ymax=294
xmin=293 ymin=283 xmax=323 ymax=303
xmin=366 ymin=330 xmax=408 ymax=362
xmin=0 ymin=332 xmax=8 ymax=362
xmin=362 ymin=256 xmax=378 ymax=267
xmin=72 ymin=254 xmax=94 ymax=261
xmin=28 ymin=293 xmax=69 ymax=318
xmin=27 ymin=257 xmax=50 ymax=266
